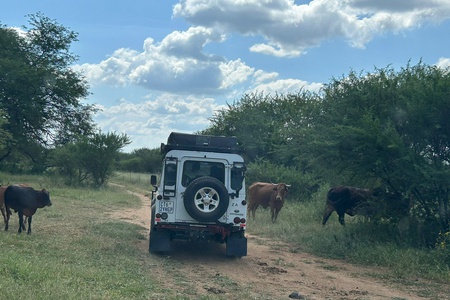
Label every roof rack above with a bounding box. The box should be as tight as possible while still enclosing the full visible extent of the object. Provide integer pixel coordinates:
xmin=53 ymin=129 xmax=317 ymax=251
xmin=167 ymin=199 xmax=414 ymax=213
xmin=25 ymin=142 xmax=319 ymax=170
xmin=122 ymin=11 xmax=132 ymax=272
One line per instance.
xmin=161 ymin=132 xmax=241 ymax=154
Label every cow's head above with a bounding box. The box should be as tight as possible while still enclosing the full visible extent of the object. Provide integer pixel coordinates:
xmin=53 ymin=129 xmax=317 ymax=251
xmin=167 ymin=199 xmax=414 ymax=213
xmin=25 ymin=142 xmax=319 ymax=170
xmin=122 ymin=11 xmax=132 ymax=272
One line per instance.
xmin=40 ymin=189 xmax=52 ymax=207
xmin=272 ymin=183 xmax=291 ymax=201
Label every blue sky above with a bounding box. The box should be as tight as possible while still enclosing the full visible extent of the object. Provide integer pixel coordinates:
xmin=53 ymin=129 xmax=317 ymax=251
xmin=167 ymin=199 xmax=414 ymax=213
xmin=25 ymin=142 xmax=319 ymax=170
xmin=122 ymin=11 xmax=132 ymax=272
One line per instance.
xmin=2 ymin=0 xmax=450 ymax=152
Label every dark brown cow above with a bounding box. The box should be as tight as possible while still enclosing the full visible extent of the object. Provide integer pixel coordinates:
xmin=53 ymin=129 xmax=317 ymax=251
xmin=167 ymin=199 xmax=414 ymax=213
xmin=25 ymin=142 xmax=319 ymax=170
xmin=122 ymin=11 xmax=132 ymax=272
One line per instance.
xmin=1 ymin=184 xmax=29 ymax=230
xmin=322 ymin=186 xmax=375 ymax=225
xmin=4 ymin=185 xmax=52 ymax=234
xmin=247 ymin=182 xmax=291 ymax=222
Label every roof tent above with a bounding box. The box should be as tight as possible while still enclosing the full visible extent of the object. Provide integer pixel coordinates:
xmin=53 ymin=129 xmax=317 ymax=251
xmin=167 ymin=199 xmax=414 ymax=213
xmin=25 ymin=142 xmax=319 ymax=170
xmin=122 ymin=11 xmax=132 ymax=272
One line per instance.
xmin=161 ymin=132 xmax=241 ymax=154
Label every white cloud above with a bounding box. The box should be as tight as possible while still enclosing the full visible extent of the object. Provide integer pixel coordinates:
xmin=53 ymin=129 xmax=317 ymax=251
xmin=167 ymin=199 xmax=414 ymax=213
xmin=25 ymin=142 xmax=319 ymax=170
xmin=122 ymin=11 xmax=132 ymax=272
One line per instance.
xmin=75 ymin=26 xmax=255 ymax=95
xmin=173 ymin=0 xmax=450 ymax=57
xmin=159 ymin=26 xmax=226 ymax=61
xmin=249 ymin=78 xmax=323 ymax=95
xmin=437 ymin=57 xmax=450 ymax=69
xmin=72 ymin=14 xmax=323 ymax=151
xmin=93 ymin=94 xmax=226 ymax=151
xmin=80 ymin=0 xmax=450 ymax=151
xmin=253 ymin=70 xmax=279 ymax=84
xmin=74 ymin=0 xmax=448 ymax=99
xmin=248 ymin=69 xmax=322 ymax=95
xmin=219 ymin=59 xmax=254 ymax=89
xmin=10 ymin=26 xmax=26 ymax=37
xmin=249 ymin=43 xmax=302 ymax=58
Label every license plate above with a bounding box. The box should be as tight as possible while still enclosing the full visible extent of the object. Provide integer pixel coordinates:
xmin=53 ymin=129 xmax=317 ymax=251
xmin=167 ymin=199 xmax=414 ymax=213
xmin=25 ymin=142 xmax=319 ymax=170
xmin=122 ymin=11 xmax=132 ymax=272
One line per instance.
xmin=159 ymin=201 xmax=174 ymax=213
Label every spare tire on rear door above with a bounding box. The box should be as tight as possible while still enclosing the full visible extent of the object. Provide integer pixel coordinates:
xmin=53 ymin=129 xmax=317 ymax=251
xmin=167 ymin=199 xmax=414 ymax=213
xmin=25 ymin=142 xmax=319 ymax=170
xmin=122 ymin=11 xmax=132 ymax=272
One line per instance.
xmin=183 ymin=176 xmax=229 ymax=222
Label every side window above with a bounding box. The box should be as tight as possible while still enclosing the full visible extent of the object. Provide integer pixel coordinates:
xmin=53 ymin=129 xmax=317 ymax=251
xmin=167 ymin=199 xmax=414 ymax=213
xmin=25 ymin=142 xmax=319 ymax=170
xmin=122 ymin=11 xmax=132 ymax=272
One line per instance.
xmin=164 ymin=163 xmax=177 ymax=186
xmin=230 ymin=162 xmax=245 ymax=192
xmin=163 ymin=159 xmax=177 ymax=197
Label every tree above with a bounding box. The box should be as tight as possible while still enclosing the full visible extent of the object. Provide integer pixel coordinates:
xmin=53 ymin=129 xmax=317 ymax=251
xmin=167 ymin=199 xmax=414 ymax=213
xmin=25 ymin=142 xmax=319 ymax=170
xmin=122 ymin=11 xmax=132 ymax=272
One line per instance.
xmin=49 ymin=143 xmax=89 ymax=185
xmin=0 ymin=13 xmax=96 ymax=170
xmin=78 ymin=132 xmax=131 ymax=186
xmin=292 ymin=62 xmax=450 ymax=237
xmin=204 ymin=93 xmax=276 ymax=162
xmin=203 ymin=91 xmax=323 ymax=200
xmin=205 ymin=61 xmax=450 ymax=240
xmin=204 ymin=91 xmax=319 ymax=164
xmin=0 ymin=109 xmax=11 ymax=154
xmin=51 ymin=132 xmax=131 ymax=187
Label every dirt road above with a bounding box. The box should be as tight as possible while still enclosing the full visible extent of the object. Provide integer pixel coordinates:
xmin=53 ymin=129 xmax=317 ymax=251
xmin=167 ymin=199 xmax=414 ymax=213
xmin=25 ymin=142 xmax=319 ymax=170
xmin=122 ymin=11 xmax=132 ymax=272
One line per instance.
xmin=111 ymin=190 xmax=449 ymax=300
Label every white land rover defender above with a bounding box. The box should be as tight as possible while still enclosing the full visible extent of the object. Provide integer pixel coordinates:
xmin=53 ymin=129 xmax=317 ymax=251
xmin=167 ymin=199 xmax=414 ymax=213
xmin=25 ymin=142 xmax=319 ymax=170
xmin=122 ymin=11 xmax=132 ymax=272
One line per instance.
xmin=149 ymin=132 xmax=248 ymax=257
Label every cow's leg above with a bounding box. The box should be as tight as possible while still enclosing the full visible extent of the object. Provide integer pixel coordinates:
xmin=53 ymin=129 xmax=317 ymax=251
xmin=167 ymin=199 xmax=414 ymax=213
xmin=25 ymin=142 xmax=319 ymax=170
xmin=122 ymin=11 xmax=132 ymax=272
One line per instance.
xmin=322 ymin=205 xmax=334 ymax=225
xmin=27 ymin=216 xmax=32 ymax=235
xmin=5 ymin=207 xmax=11 ymax=231
xmin=18 ymin=211 xmax=24 ymax=233
xmin=1 ymin=207 xmax=5 ymax=221
xmin=272 ymin=208 xmax=280 ymax=223
xmin=1 ymin=207 xmax=6 ymax=227
xmin=22 ymin=217 xmax=27 ymax=231
xmin=250 ymin=204 xmax=259 ymax=220
xmin=338 ymin=212 xmax=346 ymax=225
xmin=247 ymin=205 xmax=253 ymax=219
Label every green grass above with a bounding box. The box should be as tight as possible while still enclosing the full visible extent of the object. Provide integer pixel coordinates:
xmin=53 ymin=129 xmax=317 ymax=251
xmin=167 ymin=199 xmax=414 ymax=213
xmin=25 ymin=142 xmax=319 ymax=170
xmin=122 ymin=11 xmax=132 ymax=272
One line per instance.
xmin=112 ymin=172 xmax=155 ymax=192
xmin=0 ymin=175 xmax=165 ymax=300
xmin=1 ymin=172 xmax=449 ymax=299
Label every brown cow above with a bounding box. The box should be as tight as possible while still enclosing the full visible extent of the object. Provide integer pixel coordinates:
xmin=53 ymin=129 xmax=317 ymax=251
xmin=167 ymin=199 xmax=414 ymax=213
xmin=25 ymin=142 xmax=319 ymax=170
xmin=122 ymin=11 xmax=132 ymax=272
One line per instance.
xmin=322 ymin=186 xmax=376 ymax=225
xmin=247 ymin=182 xmax=290 ymax=222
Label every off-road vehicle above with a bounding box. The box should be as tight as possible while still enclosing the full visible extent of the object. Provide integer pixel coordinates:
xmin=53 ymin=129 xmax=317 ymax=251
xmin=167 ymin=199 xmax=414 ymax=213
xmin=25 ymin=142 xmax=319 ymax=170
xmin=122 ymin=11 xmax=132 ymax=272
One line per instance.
xmin=149 ymin=132 xmax=247 ymax=257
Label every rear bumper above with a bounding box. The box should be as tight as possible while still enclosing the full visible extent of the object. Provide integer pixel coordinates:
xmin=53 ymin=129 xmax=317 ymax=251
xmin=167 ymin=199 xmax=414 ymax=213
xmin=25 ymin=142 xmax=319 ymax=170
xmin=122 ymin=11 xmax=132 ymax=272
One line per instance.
xmin=153 ymin=222 xmax=244 ymax=242
xmin=149 ymin=222 xmax=247 ymax=257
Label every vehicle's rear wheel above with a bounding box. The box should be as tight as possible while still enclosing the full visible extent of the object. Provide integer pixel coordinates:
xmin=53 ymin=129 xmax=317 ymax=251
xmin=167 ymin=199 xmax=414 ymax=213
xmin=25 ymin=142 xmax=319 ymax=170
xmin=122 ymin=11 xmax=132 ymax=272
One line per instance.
xmin=183 ymin=176 xmax=229 ymax=222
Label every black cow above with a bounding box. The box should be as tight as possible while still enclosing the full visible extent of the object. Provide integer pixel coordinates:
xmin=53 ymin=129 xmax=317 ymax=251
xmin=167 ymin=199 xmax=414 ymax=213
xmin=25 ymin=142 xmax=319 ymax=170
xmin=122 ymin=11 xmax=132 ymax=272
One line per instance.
xmin=4 ymin=185 xmax=52 ymax=234
xmin=1 ymin=184 xmax=30 ymax=231
xmin=322 ymin=186 xmax=375 ymax=225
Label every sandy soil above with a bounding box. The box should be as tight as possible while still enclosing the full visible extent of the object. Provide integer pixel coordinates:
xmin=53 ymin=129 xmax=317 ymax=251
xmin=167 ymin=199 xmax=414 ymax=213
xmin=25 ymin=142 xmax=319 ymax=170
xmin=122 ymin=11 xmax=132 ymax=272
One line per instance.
xmin=110 ymin=189 xmax=449 ymax=300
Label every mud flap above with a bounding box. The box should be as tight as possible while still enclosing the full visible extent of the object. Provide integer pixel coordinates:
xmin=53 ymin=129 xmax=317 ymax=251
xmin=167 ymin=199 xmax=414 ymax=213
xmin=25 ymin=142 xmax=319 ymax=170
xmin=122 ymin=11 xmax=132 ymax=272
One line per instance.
xmin=226 ymin=233 xmax=247 ymax=257
xmin=149 ymin=230 xmax=171 ymax=253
